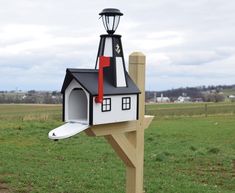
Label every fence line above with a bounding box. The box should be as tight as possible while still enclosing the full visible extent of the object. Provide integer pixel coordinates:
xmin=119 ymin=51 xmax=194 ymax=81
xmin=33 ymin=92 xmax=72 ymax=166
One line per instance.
xmin=145 ymin=103 xmax=235 ymax=118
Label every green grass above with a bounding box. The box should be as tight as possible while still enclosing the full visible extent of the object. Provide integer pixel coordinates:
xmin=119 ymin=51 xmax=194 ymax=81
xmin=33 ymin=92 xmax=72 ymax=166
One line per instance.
xmin=0 ymin=104 xmax=62 ymax=121
xmin=0 ymin=104 xmax=235 ymax=193
xmin=145 ymin=116 xmax=235 ymax=193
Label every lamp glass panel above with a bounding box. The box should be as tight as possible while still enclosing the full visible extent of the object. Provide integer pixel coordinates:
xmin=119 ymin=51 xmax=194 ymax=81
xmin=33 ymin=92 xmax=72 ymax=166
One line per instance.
xmin=106 ymin=15 xmax=115 ymax=31
xmin=113 ymin=16 xmax=120 ymax=32
xmin=102 ymin=16 xmax=108 ymax=31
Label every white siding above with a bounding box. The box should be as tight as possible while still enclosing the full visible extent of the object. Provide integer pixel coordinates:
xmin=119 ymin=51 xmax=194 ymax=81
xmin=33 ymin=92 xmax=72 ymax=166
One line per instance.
xmin=93 ymin=94 xmax=137 ymax=125
xmin=103 ymin=37 xmax=113 ymax=57
xmin=116 ymin=57 xmax=127 ymax=87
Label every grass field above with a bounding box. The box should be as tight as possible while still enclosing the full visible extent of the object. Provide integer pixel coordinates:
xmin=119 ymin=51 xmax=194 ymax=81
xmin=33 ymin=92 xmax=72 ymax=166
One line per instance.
xmin=0 ymin=104 xmax=235 ymax=193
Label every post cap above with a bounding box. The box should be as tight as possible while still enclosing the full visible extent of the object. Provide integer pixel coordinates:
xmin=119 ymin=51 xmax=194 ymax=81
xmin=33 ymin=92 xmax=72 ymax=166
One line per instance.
xmin=129 ymin=52 xmax=146 ymax=64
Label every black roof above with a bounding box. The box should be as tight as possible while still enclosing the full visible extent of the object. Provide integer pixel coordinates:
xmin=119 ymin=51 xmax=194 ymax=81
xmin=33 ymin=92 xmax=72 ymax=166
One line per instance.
xmin=61 ymin=68 xmax=140 ymax=95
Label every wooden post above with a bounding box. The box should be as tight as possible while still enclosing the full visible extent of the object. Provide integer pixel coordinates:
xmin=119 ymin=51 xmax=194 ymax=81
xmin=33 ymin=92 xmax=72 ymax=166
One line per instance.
xmin=85 ymin=52 xmax=153 ymax=193
xmin=126 ymin=52 xmax=146 ymax=193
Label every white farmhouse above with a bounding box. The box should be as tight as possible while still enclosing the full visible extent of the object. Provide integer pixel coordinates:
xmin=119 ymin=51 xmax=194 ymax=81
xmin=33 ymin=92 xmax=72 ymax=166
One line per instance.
xmin=229 ymin=95 xmax=235 ymax=99
xmin=156 ymin=93 xmax=170 ymax=103
xmin=176 ymin=96 xmax=191 ymax=103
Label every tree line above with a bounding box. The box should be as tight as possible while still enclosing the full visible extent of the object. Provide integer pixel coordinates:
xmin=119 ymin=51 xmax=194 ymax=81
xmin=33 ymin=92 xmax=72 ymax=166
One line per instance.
xmin=0 ymin=90 xmax=62 ymax=104
xmin=146 ymin=84 xmax=235 ymax=102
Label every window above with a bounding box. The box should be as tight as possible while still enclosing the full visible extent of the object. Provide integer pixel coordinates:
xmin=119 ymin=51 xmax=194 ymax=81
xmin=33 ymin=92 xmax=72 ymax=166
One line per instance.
xmin=122 ymin=97 xmax=131 ymax=110
xmin=102 ymin=98 xmax=111 ymax=112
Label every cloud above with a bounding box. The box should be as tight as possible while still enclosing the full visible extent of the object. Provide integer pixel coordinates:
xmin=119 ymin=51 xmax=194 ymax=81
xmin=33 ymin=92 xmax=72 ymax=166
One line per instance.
xmin=0 ymin=0 xmax=235 ymax=91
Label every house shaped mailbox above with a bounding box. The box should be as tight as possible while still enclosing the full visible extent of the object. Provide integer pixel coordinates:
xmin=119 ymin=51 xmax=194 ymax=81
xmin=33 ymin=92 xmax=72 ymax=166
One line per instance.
xmin=48 ymin=8 xmax=140 ymax=140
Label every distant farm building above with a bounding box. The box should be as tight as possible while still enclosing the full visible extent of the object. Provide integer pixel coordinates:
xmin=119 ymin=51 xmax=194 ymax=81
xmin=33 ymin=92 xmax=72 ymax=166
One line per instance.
xmin=156 ymin=93 xmax=170 ymax=103
xmin=229 ymin=95 xmax=235 ymax=99
xmin=228 ymin=95 xmax=235 ymax=102
xmin=176 ymin=96 xmax=191 ymax=103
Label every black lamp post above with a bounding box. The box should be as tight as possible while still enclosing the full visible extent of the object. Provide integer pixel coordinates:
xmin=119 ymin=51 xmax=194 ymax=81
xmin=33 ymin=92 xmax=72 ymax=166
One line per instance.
xmin=99 ymin=8 xmax=123 ymax=35
xmin=96 ymin=8 xmax=127 ymax=88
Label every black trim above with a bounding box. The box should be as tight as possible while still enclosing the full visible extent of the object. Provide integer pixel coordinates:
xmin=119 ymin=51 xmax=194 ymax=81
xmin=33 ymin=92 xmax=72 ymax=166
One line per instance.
xmin=136 ymin=94 xmax=139 ymax=120
xmin=101 ymin=34 xmax=106 ymax=56
xmin=122 ymin=97 xmax=131 ymax=110
xmin=113 ymin=36 xmax=122 ymax=57
xmin=100 ymin=34 xmax=122 ymax=38
xmin=89 ymin=95 xmax=93 ymax=125
xmin=112 ymin=35 xmax=115 ymax=58
xmin=112 ymin=57 xmax=117 ymax=86
xmin=101 ymin=98 xmax=111 ymax=112
xmin=61 ymin=71 xmax=73 ymax=93
xmin=62 ymin=93 xmax=65 ymax=122
xmin=113 ymin=58 xmax=117 ymax=87
xmin=112 ymin=36 xmax=118 ymax=87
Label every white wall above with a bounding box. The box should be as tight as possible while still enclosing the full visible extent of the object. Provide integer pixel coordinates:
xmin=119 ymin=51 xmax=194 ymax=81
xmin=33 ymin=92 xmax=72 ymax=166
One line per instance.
xmin=65 ymin=79 xmax=89 ymax=124
xmin=103 ymin=37 xmax=113 ymax=57
xmin=93 ymin=94 xmax=137 ymax=125
xmin=116 ymin=57 xmax=127 ymax=87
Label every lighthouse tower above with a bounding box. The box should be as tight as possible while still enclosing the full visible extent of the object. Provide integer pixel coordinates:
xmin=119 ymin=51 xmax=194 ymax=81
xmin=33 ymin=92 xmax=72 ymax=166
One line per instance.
xmin=95 ymin=8 xmax=127 ymax=87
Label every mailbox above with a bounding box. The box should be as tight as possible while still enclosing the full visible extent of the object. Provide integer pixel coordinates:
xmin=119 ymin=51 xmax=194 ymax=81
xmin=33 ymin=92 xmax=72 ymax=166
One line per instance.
xmin=48 ymin=8 xmax=140 ymax=140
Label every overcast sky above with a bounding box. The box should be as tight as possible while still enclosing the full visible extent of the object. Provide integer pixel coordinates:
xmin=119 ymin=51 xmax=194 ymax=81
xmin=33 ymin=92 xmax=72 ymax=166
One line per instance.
xmin=0 ymin=0 xmax=234 ymax=91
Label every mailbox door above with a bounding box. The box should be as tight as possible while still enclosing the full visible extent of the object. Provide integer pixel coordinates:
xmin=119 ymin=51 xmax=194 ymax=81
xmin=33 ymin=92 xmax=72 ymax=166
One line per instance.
xmin=48 ymin=122 xmax=89 ymax=140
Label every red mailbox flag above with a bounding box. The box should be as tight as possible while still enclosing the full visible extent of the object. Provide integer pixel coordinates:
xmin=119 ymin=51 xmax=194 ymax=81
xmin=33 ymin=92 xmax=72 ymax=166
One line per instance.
xmin=95 ymin=56 xmax=110 ymax=103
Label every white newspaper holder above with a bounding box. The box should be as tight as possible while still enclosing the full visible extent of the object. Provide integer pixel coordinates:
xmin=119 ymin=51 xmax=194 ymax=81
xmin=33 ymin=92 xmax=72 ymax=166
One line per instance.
xmin=48 ymin=121 xmax=89 ymax=140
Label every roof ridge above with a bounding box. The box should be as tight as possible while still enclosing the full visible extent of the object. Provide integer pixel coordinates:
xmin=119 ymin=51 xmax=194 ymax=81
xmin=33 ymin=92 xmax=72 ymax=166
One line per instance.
xmin=67 ymin=68 xmax=98 ymax=73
